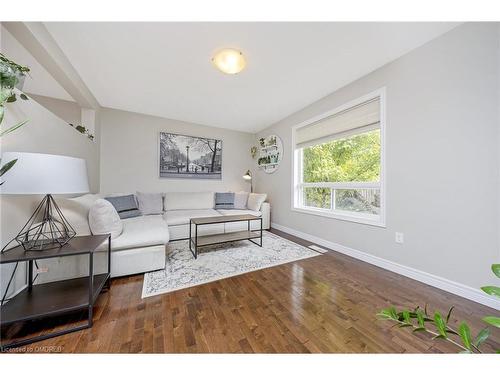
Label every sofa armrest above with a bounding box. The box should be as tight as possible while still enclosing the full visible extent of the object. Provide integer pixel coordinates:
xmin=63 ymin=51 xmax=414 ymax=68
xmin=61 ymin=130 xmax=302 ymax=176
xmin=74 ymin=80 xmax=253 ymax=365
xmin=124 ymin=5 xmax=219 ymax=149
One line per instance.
xmin=260 ymin=202 xmax=271 ymax=230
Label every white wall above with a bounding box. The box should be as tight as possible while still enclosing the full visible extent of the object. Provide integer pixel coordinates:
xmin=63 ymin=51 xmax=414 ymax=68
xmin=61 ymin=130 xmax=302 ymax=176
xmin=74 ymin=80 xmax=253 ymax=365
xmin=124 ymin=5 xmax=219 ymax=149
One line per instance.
xmin=99 ymin=108 xmax=255 ymax=194
xmin=0 ymin=26 xmax=100 ymax=298
xmin=256 ymin=23 xmax=500 ymax=291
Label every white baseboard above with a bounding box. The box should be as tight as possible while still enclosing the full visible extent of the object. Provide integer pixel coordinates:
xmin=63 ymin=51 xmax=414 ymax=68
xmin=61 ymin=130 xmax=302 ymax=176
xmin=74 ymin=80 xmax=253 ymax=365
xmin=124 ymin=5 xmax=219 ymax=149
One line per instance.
xmin=271 ymin=222 xmax=500 ymax=310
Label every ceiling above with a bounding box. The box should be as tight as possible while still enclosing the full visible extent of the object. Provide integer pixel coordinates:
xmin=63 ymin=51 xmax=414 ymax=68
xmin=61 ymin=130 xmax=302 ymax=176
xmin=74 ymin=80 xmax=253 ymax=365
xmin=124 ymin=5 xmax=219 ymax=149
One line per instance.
xmin=44 ymin=22 xmax=459 ymax=133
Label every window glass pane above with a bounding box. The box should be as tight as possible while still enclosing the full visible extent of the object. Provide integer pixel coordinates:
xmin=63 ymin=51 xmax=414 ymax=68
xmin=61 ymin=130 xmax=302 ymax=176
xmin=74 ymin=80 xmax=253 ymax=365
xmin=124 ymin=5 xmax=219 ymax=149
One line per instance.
xmin=335 ymin=189 xmax=380 ymax=215
xmin=302 ymin=129 xmax=380 ymax=183
xmin=303 ymin=187 xmax=331 ymax=209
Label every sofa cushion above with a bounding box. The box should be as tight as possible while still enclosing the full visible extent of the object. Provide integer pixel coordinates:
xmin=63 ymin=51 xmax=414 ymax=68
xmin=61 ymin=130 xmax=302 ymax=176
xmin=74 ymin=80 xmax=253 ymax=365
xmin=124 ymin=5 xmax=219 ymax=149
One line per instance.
xmin=233 ymin=191 xmax=249 ymax=209
xmin=112 ymin=215 xmax=169 ymax=251
xmin=105 ymin=194 xmax=141 ymax=219
xmin=216 ymin=209 xmax=262 ymax=217
xmin=88 ymin=199 xmax=123 ymax=239
xmin=136 ymin=191 xmax=163 ymax=215
xmin=164 ymin=209 xmax=221 ymax=226
xmin=247 ymin=193 xmax=267 ymax=211
xmin=164 ymin=192 xmax=214 ymax=210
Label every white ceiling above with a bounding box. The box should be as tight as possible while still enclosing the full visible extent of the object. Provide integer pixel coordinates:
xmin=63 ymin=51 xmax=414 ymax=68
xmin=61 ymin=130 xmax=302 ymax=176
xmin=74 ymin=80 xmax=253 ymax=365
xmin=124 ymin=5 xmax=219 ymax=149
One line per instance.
xmin=44 ymin=22 xmax=459 ymax=133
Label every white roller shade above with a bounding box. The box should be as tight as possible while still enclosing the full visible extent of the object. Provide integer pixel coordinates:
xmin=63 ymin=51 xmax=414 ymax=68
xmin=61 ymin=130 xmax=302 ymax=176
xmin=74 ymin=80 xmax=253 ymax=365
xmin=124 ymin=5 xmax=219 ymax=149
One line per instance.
xmin=295 ymin=97 xmax=380 ymax=149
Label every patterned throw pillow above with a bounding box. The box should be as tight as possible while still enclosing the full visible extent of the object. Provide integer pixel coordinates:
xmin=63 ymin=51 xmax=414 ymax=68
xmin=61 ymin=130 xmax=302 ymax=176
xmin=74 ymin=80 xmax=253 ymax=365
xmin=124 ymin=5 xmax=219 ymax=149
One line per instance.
xmin=105 ymin=194 xmax=141 ymax=219
xmin=215 ymin=192 xmax=235 ymax=209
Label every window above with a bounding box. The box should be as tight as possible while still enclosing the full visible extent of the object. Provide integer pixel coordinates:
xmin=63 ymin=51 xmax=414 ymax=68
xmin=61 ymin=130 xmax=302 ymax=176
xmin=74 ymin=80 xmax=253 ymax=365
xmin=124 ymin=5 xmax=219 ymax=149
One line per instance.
xmin=292 ymin=89 xmax=385 ymax=226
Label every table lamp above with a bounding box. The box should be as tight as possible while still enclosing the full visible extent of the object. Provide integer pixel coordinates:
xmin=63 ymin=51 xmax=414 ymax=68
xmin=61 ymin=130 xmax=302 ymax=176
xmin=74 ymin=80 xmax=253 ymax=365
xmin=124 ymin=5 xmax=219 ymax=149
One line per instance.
xmin=1 ymin=152 xmax=90 ymax=251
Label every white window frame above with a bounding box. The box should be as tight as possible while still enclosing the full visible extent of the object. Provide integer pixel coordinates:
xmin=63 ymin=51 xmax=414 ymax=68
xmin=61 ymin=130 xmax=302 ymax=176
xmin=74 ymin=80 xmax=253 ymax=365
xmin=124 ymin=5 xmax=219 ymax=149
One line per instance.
xmin=291 ymin=88 xmax=386 ymax=227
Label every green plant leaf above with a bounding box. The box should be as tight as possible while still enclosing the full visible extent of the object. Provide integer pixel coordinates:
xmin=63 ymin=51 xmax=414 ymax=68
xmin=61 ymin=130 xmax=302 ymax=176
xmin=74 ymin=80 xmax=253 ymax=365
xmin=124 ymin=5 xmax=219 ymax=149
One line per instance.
xmin=492 ymin=264 xmax=500 ymax=278
xmin=446 ymin=306 xmax=455 ymax=323
xmin=0 ymin=119 xmax=28 ymax=137
xmin=19 ymin=93 xmax=28 ymax=100
xmin=482 ymin=316 xmax=500 ymax=328
xmin=388 ymin=306 xmax=398 ymax=320
xmin=6 ymin=93 xmax=16 ymax=102
xmin=376 ymin=312 xmax=392 ymax=320
xmin=474 ymin=328 xmax=490 ymax=347
xmin=432 ymin=334 xmax=446 ymax=340
xmin=434 ymin=311 xmax=447 ymax=338
xmin=402 ymin=310 xmax=411 ymax=323
xmin=75 ymin=125 xmax=86 ymax=133
xmin=416 ymin=310 xmax=425 ymax=328
xmin=0 ymin=158 xmax=17 ymax=177
xmin=458 ymin=322 xmax=472 ymax=351
xmin=481 ymin=286 xmax=500 ymax=297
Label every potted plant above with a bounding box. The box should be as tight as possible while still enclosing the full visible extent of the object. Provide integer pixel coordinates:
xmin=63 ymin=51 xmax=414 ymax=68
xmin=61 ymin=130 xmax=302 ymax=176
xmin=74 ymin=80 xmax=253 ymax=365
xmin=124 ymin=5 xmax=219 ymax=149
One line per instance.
xmin=377 ymin=264 xmax=499 ymax=353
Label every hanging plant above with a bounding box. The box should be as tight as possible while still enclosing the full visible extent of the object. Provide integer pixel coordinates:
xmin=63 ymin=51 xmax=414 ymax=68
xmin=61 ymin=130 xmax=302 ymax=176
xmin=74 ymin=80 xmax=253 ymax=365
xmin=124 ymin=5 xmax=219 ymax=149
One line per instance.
xmin=68 ymin=123 xmax=95 ymax=141
xmin=0 ymin=53 xmax=30 ymax=185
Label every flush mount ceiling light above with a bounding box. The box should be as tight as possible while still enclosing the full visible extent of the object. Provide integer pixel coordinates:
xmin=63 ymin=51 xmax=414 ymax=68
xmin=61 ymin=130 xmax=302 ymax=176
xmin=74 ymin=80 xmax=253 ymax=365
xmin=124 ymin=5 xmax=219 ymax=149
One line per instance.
xmin=212 ymin=49 xmax=246 ymax=75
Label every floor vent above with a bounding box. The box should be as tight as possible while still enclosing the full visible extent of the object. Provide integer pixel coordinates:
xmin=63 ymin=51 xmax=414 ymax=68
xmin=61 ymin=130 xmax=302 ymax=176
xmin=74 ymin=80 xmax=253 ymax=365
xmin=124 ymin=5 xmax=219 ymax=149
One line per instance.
xmin=308 ymin=244 xmax=329 ymax=254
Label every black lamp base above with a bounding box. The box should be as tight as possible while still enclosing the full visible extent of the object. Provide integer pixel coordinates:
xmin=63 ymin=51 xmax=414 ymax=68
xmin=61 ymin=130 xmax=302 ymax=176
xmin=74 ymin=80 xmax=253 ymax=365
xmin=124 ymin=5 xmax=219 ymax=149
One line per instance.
xmin=15 ymin=194 xmax=76 ymax=251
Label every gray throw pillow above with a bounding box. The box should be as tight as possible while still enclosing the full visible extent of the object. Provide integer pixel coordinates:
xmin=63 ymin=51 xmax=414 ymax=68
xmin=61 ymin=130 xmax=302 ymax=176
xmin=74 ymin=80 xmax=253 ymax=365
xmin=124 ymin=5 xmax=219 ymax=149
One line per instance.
xmin=105 ymin=194 xmax=141 ymax=219
xmin=136 ymin=191 xmax=163 ymax=215
xmin=215 ymin=192 xmax=235 ymax=209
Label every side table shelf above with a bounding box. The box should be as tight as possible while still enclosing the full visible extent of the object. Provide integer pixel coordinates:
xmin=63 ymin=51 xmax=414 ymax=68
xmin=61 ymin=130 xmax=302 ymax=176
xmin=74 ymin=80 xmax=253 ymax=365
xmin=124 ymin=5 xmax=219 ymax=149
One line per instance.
xmin=0 ymin=234 xmax=111 ymax=350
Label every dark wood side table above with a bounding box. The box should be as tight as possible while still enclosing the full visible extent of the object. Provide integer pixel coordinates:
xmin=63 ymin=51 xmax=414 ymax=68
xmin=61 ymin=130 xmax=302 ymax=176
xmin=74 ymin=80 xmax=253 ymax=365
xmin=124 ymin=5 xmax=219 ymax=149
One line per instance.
xmin=0 ymin=234 xmax=111 ymax=350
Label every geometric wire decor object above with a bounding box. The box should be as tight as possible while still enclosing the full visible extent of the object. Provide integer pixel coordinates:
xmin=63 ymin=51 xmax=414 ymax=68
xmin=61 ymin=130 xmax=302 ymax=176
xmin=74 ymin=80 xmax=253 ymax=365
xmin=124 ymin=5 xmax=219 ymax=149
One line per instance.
xmin=14 ymin=194 xmax=76 ymax=251
xmin=1 ymin=152 xmax=89 ymax=252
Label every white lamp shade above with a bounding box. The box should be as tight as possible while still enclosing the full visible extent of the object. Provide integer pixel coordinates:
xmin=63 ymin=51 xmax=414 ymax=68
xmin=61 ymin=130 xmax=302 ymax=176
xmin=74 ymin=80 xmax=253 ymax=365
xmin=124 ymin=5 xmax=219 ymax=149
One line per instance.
xmin=1 ymin=152 xmax=90 ymax=195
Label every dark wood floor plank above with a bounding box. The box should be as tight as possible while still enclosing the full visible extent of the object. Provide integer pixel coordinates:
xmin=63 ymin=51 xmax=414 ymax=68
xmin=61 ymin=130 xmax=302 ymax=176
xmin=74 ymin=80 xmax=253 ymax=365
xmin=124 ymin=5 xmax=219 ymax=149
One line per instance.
xmin=3 ymin=228 xmax=498 ymax=353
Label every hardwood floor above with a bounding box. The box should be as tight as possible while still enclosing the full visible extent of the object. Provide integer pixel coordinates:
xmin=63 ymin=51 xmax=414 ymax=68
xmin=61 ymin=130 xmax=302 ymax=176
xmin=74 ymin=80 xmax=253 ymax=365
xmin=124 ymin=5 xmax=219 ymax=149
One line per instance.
xmin=2 ymin=228 xmax=499 ymax=353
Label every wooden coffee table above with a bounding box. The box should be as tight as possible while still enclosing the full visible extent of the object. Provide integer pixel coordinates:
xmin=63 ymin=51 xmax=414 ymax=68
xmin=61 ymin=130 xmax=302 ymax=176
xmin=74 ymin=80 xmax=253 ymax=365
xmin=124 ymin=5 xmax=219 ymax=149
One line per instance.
xmin=189 ymin=214 xmax=263 ymax=259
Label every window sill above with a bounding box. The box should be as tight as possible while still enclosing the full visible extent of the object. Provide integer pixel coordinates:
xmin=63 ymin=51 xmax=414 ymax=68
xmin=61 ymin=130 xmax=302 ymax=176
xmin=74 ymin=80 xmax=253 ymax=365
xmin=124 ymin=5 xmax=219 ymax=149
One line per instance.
xmin=292 ymin=206 xmax=386 ymax=228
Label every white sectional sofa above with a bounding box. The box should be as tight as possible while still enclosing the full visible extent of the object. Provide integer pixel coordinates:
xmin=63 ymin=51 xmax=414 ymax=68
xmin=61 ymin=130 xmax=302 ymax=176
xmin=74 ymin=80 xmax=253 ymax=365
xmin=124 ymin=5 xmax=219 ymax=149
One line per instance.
xmin=55 ymin=191 xmax=270 ymax=279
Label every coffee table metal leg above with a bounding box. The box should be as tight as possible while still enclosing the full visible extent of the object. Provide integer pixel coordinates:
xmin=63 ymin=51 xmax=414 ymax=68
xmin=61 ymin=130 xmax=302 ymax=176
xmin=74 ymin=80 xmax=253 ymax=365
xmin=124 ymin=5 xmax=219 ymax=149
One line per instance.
xmin=189 ymin=220 xmax=198 ymax=259
xmin=248 ymin=218 xmax=263 ymax=247
xmin=194 ymin=224 xmax=198 ymax=259
xmin=260 ymin=218 xmax=263 ymax=247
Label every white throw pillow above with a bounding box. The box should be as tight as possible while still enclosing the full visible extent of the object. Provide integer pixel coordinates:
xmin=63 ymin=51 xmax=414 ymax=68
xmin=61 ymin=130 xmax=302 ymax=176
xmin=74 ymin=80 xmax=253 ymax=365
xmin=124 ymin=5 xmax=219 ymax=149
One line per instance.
xmin=136 ymin=191 xmax=163 ymax=215
xmin=247 ymin=193 xmax=267 ymax=211
xmin=234 ymin=191 xmax=249 ymax=209
xmin=88 ymin=199 xmax=123 ymax=239
xmin=58 ymin=194 xmax=101 ymax=235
